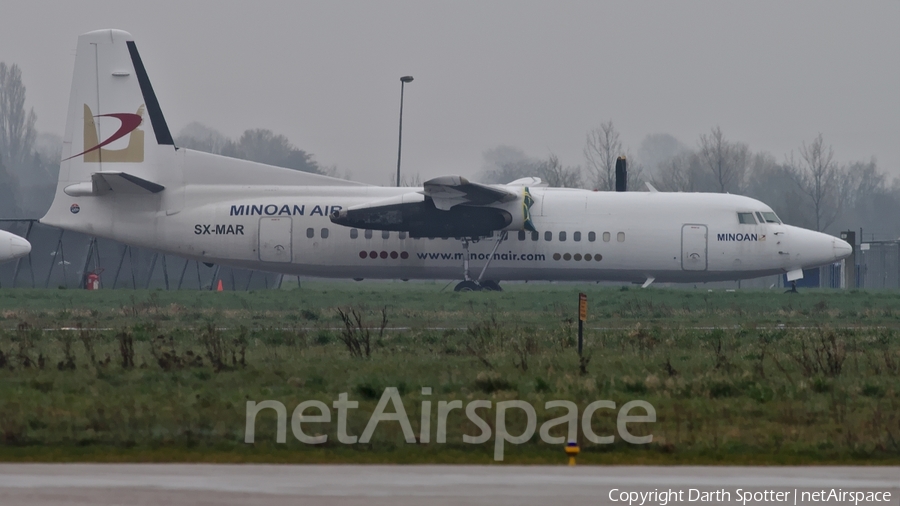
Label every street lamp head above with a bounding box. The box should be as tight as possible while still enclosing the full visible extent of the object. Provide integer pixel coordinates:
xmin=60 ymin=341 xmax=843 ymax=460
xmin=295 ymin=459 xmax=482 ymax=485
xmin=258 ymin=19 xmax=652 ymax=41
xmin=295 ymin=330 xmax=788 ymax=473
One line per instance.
xmin=400 ymin=76 xmax=414 ymax=83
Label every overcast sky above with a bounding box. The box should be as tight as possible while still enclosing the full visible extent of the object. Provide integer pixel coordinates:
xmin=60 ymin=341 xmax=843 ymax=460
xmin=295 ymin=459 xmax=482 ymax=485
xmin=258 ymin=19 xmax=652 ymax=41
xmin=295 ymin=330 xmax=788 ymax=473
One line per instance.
xmin=2 ymin=0 xmax=898 ymax=184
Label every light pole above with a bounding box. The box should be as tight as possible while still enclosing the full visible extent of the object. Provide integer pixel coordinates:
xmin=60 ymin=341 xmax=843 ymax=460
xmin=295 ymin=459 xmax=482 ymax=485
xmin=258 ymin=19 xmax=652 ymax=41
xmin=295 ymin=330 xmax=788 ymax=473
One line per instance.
xmin=396 ymin=75 xmax=414 ymax=187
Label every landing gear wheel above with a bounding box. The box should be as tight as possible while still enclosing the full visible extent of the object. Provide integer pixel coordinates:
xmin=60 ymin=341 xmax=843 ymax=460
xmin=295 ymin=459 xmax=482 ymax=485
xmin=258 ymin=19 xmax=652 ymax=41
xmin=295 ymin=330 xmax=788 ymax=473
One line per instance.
xmin=480 ymin=280 xmax=502 ymax=291
xmin=454 ymin=233 xmax=507 ymax=293
xmin=784 ymin=280 xmax=799 ymax=294
xmin=454 ymin=280 xmax=482 ymax=292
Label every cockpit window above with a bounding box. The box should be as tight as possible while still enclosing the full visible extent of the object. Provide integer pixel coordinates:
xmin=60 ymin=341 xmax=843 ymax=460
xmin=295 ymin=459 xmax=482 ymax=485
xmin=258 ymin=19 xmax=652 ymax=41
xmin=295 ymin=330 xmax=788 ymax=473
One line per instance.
xmin=761 ymin=212 xmax=781 ymax=224
xmin=737 ymin=212 xmax=757 ymax=224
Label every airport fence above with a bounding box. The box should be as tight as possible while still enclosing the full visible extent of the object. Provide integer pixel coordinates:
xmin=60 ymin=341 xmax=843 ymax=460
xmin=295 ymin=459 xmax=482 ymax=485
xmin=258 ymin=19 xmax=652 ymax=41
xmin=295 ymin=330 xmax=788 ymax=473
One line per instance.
xmin=857 ymin=240 xmax=900 ymax=289
xmin=0 ymin=219 xmax=283 ymax=290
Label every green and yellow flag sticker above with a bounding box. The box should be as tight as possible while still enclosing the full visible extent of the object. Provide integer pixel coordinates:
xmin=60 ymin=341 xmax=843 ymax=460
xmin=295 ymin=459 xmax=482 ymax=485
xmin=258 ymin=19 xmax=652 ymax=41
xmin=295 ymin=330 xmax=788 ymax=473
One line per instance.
xmin=523 ymin=187 xmax=537 ymax=232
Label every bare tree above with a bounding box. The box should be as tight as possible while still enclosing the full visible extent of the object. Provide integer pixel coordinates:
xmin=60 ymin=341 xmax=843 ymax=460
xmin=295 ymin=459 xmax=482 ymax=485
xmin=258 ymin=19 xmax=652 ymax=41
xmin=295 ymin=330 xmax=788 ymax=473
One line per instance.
xmin=788 ymin=134 xmax=841 ymax=231
xmin=841 ymin=158 xmax=883 ymax=211
xmin=621 ymin=152 xmax=646 ymax=191
xmin=479 ymin=145 xmax=539 ymax=183
xmin=651 ymin=151 xmax=704 ymax=192
xmin=0 ymin=62 xmax=36 ymax=215
xmin=831 ymin=158 xmax=900 ymax=238
xmin=0 ymin=63 xmax=36 ymax=172
xmin=583 ymin=121 xmax=622 ymax=191
xmin=16 ymin=132 xmax=60 ymax=218
xmin=583 ymin=122 xmax=646 ymax=191
xmin=319 ymin=163 xmax=351 ymax=180
xmin=175 ymin=122 xmax=231 ymax=154
xmin=539 ymin=154 xmax=583 ymax=188
xmin=698 ymin=126 xmax=749 ymax=193
xmin=638 ymin=133 xmax=683 ymax=173
xmin=484 ymin=159 xmax=543 ymax=184
xmin=744 ymin=153 xmax=809 ymax=227
xmin=0 ymin=155 xmax=11 ymax=218
xmin=389 ymin=172 xmax=422 ymax=187
xmin=231 ymin=129 xmax=287 ymax=163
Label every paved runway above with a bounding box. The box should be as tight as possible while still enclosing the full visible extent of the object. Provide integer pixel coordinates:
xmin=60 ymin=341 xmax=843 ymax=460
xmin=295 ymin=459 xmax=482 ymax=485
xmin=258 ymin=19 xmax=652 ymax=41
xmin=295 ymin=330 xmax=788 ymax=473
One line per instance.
xmin=0 ymin=464 xmax=896 ymax=506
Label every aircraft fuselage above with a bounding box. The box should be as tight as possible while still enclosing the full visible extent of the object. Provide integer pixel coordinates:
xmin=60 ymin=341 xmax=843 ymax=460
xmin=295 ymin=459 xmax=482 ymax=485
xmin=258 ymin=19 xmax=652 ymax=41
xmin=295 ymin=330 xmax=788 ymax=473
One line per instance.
xmin=53 ymin=175 xmax=848 ymax=283
xmin=39 ymin=29 xmax=851 ymax=285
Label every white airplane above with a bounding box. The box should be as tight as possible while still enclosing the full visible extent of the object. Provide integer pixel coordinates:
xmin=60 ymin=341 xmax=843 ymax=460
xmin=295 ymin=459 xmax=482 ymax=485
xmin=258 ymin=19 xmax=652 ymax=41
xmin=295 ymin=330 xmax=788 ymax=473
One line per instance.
xmin=40 ymin=29 xmax=851 ymax=291
xmin=0 ymin=230 xmax=31 ymax=263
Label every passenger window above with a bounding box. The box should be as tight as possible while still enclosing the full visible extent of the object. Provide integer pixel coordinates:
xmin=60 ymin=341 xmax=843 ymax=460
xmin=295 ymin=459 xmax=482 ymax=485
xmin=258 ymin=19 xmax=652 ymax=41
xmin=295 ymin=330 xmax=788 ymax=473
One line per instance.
xmin=350 ymin=229 xmax=358 ymax=239
xmin=588 ymin=232 xmax=596 ymax=242
xmin=382 ymin=230 xmax=390 ymax=239
xmin=365 ymin=230 xmax=373 ymax=239
xmin=306 ymin=228 xmax=314 ymax=238
xmin=574 ymin=231 xmax=581 ymax=242
xmin=738 ymin=212 xmax=756 ymax=224
xmin=544 ymin=231 xmax=552 ymax=241
xmin=617 ymin=232 xmax=625 ymax=242
xmin=399 ymin=231 xmax=407 ymax=239
xmin=559 ymin=231 xmax=567 ymax=242
xmin=531 ymin=231 xmax=539 ymax=241
xmin=321 ymin=228 xmax=329 ymax=239
xmin=518 ymin=231 xmax=526 ymax=241
xmin=603 ymin=232 xmax=611 ymax=242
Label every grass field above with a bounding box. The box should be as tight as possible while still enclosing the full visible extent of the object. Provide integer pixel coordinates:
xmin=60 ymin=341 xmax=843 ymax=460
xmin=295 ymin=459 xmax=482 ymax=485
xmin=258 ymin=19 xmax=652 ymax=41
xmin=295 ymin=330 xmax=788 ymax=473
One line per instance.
xmin=0 ymin=283 xmax=898 ymax=464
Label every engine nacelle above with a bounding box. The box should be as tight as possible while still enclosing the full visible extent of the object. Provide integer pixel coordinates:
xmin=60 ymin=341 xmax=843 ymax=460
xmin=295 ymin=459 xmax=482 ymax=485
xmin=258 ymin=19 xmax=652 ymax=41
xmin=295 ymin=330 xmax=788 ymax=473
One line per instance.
xmin=330 ymin=196 xmax=507 ymax=238
xmin=492 ymin=188 xmax=537 ymax=233
xmin=0 ymin=230 xmax=31 ymax=263
xmin=330 ymin=187 xmax=536 ymax=238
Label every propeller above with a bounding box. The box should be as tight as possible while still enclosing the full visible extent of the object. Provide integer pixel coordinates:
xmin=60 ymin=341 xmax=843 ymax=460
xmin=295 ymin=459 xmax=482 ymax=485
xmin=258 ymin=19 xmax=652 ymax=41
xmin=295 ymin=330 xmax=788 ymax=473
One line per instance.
xmin=615 ymin=156 xmax=627 ymax=192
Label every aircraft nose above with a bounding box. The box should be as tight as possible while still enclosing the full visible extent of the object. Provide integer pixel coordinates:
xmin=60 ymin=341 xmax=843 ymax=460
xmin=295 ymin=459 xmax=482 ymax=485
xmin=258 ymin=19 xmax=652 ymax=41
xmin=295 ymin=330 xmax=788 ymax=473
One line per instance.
xmin=833 ymin=237 xmax=852 ymax=260
xmin=7 ymin=235 xmax=31 ymax=260
xmin=785 ymin=226 xmax=851 ymax=269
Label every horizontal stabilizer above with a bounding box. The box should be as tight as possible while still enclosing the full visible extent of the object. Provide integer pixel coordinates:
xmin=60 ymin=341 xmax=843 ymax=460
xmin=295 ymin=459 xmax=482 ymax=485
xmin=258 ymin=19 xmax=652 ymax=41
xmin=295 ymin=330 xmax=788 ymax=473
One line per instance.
xmin=93 ymin=172 xmax=165 ymax=194
xmin=64 ymin=172 xmax=165 ymax=196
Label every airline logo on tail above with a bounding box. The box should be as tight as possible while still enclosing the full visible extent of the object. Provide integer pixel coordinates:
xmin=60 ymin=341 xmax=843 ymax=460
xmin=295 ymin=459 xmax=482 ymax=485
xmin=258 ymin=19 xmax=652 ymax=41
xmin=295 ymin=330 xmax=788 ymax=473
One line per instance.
xmin=64 ymin=104 xmax=145 ymax=162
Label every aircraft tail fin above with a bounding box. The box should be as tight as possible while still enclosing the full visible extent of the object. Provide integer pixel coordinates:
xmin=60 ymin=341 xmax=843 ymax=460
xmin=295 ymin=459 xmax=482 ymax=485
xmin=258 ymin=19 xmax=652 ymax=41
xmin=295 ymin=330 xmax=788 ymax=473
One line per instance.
xmin=57 ymin=29 xmax=177 ymax=186
xmin=42 ymin=29 xmax=183 ymax=229
xmin=42 ymin=29 xmax=366 ymax=231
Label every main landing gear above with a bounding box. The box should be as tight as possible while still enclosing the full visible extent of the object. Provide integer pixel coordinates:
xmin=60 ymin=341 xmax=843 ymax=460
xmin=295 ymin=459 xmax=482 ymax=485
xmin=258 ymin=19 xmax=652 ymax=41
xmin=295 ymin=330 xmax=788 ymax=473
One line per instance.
xmin=453 ymin=233 xmax=506 ymax=292
xmin=784 ymin=280 xmax=799 ymax=294
xmin=454 ymin=280 xmax=483 ymax=292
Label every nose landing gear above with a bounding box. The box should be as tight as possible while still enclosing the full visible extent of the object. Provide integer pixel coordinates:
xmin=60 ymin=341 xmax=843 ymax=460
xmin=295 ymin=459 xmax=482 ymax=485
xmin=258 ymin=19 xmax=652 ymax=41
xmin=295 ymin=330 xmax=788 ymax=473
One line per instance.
xmin=784 ymin=280 xmax=799 ymax=293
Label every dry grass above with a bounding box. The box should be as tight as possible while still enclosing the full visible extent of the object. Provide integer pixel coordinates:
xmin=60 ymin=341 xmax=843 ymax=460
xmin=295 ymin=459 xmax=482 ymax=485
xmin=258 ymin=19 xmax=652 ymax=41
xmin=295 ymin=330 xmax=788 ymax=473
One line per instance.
xmin=0 ymin=286 xmax=898 ymax=463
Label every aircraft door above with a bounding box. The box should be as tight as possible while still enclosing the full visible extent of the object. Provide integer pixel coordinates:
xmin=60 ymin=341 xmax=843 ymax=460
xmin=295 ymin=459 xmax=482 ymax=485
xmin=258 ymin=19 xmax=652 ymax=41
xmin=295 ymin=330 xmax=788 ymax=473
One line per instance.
xmin=681 ymin=224 xmax=707 ymax=271
xmin=259 ymin=217 xmax=292 ymax=263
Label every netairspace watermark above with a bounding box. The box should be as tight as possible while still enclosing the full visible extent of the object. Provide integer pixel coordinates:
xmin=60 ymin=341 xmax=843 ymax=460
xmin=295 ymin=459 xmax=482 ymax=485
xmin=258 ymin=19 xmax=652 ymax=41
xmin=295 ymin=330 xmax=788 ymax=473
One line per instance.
xmin=244 ymin=387 xmax=656 ymax=461
xmin=609 ymin=488 xmax=893 ymax=506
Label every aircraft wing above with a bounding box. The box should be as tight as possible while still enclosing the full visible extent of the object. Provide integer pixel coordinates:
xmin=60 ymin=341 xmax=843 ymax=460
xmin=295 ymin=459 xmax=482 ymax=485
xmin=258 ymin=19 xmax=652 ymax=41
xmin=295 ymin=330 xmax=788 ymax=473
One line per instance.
xmin=422 ymin=176 xmax=518 ymax=210
xmin=331 ymin=175 xmax=536 ymax=238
